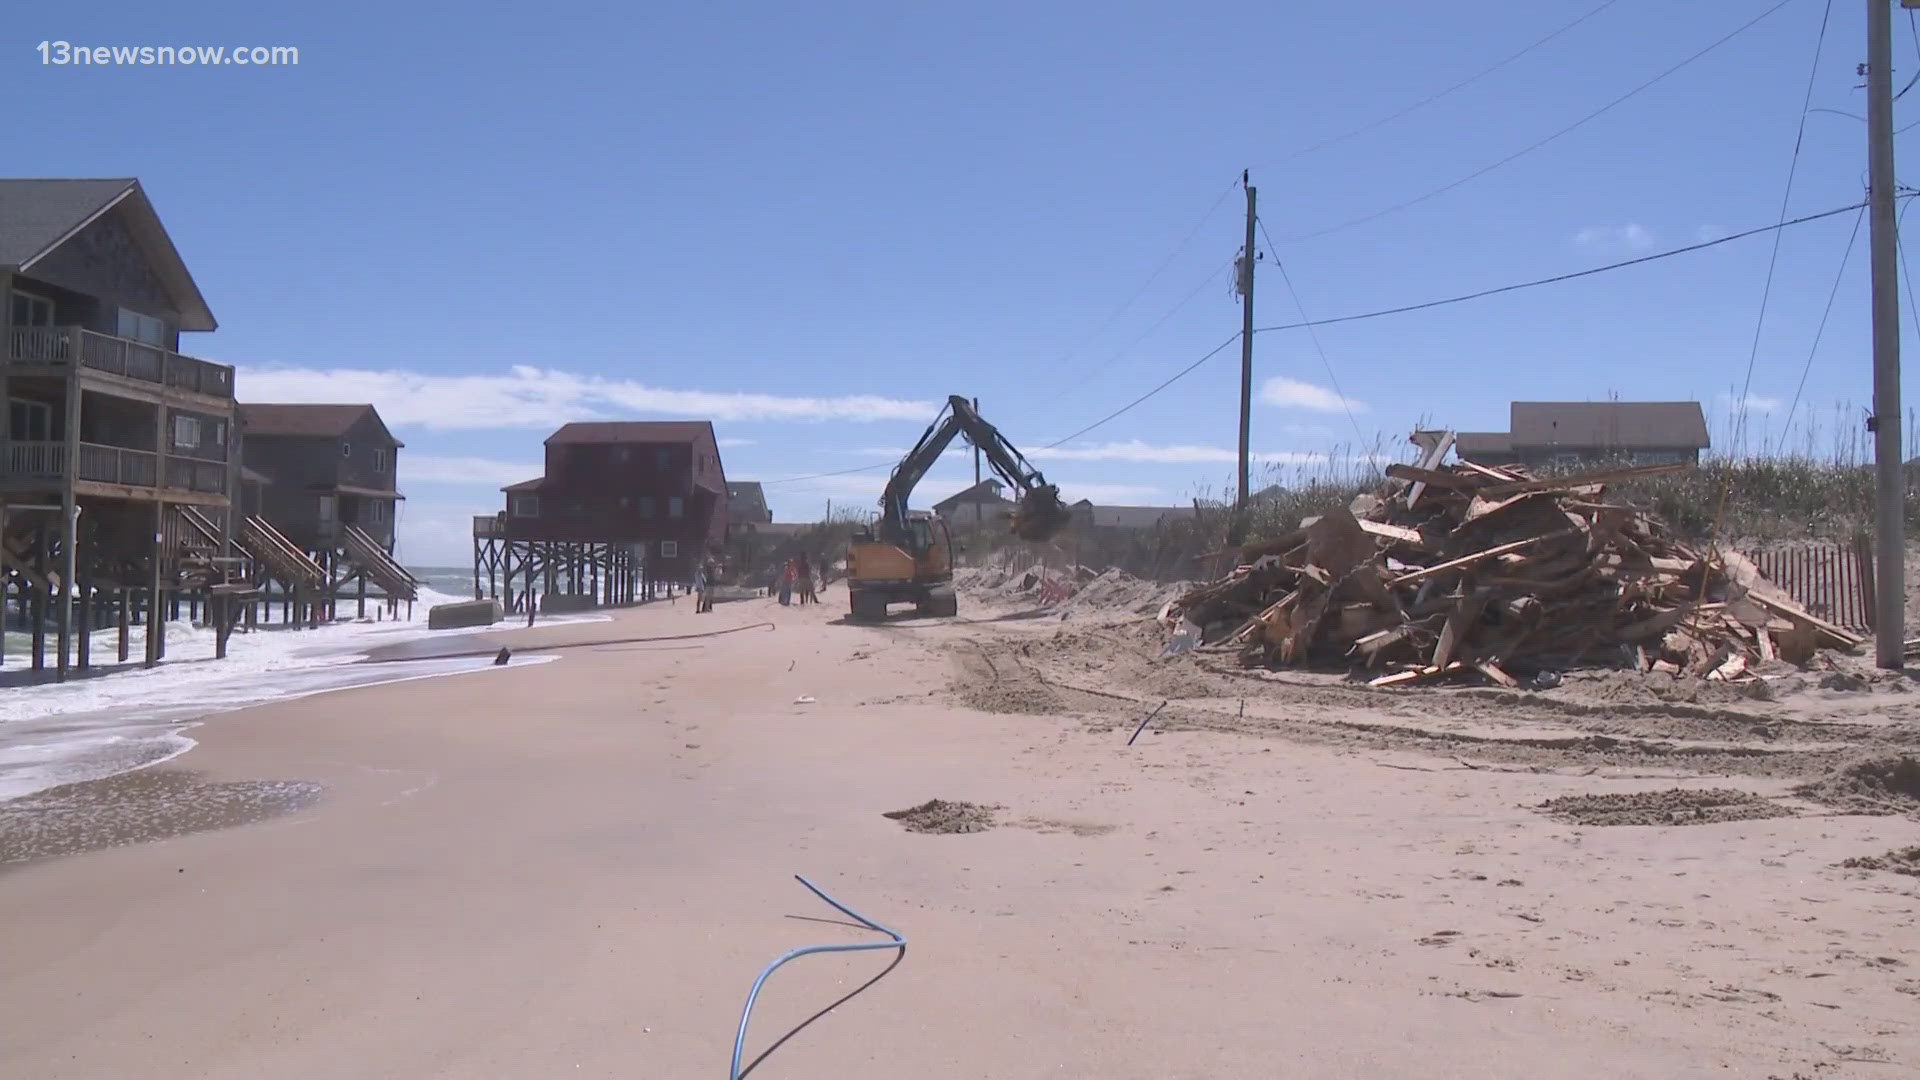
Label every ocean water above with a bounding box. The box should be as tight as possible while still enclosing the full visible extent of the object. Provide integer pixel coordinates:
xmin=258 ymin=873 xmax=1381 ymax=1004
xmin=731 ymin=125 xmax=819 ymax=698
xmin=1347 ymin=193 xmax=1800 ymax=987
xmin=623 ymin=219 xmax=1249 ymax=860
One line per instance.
xmin=0 ymin=576 xmax=603 ymax=802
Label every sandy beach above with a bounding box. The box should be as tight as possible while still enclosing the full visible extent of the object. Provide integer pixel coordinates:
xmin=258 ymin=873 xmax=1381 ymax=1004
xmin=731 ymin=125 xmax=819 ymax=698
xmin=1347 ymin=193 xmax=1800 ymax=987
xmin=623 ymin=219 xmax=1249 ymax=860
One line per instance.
xmin=2 ymin=585 xmax=1916 ymax=1078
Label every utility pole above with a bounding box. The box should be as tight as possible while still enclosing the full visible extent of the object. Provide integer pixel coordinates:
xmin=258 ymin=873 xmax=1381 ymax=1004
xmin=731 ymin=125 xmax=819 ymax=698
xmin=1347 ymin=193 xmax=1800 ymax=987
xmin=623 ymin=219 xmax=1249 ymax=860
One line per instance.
xmin=1233 ymin=171 xmax=1257 ymax=545
xmin=1869 ymin=0 xmax=1905 ymax=668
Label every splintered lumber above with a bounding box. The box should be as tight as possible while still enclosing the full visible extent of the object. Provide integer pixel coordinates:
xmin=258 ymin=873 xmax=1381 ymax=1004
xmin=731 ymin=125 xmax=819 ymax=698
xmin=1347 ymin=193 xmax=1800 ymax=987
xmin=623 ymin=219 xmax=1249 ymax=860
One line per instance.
xmin=1473 ymin=660 xmax=1520 ymax=688
xmin=1357 ymin=519 xmax=1426 ymax=548
xmin=1164 ymin=451 xmax=1857 ymax=688
xmin=1385 ymin=463 xmax=1485 ymax=490
xmin=1370 ymin=662 xmax=1466 ymax=687
xmin=1390 ymin=532 xmax=1575 ymax=587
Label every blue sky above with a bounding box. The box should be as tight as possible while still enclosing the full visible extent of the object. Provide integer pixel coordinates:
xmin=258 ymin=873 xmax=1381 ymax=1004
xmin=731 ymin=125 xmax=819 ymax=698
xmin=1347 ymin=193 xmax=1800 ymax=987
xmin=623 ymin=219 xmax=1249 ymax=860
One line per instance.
xmin=8 ymin=1 xmax=1914 ymax=563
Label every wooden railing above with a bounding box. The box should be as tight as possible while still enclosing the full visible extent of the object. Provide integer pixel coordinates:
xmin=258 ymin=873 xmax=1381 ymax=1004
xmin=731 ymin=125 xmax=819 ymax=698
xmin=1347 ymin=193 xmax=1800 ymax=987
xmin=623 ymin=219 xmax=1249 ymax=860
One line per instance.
xmin=75 ymin=442 xmax=159 ymax=487
xmin=6 ymin=440 xmax=65 ymax=479
xmin=474 ymin=514 xmax=507 ymax=538
xmin=5 ymin=440 xmax=225 ymax=493
xmin=5 ymin=325 xmax=234 ymax=400
xmin=163 ymin=457 xmax=228 ymax=494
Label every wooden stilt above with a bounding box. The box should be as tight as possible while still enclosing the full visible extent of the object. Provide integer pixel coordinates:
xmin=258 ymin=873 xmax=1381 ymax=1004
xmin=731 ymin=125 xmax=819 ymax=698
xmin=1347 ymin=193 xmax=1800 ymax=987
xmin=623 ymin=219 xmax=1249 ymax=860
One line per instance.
xmin=117 ymin=587 xmax=130 ymax=662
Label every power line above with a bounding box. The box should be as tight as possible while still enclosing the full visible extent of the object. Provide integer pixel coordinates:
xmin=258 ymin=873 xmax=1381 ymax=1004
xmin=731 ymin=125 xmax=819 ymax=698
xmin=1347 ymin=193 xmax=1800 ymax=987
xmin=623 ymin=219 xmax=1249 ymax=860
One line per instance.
xmin=1777 ymin=200 xmax=1866 ymax=453
xmin=1255 ymin=216 xmax=1368 ymax=451
xmin=1038 ymin=178 xmax=1239 ymax=394
xmin=765 ymin=198 xmax=1886 ymax=488
xmin=1040 ymin=334 xmax=1242 ymax=449
xmin=1278 ymin=0 xmax=1801 ymax=243
xmin=1733 ymin=0 xmax=1833 ymax=456
xmin=1266 ymin=0 xmax=1625 ymax=167
xmin=1034 ymin=255 xmax=1236 ymax=409
xmin=1255 ymin=200 xmax=1877 ymax=335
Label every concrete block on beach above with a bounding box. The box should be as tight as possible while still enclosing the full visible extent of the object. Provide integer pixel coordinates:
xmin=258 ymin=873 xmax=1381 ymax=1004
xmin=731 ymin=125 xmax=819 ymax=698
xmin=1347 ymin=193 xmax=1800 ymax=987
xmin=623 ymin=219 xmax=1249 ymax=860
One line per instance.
xmin=427 ymin=599 xmax=504 ymax=630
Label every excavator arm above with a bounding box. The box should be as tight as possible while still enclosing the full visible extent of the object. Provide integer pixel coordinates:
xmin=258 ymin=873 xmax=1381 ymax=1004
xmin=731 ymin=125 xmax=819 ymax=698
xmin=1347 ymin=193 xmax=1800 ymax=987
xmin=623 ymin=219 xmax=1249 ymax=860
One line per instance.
xmin=878 ymin=395 xmax=1070 ymax=545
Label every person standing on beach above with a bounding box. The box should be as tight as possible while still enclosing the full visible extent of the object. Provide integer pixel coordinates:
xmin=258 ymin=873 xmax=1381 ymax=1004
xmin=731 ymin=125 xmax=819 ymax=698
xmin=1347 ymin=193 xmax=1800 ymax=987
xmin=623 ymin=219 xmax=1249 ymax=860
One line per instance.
xmin=778 ymin=558 xmax=794 ymax=606
xmin=794 ymin=554 xmax=813 ymax=605
xmin=692 ymin=561 xmax=709 ymax=614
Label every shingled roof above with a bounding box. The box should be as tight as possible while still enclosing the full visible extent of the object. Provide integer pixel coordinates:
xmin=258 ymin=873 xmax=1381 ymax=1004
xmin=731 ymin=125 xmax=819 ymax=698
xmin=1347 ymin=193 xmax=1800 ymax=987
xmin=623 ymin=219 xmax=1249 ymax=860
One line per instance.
xmin=545 ymin=421 xmax=714 ymax=444
xmin=238 ymin=403 xmax=404 ymax=446
xmin=0 ymin=178 xmax=216 ymax=330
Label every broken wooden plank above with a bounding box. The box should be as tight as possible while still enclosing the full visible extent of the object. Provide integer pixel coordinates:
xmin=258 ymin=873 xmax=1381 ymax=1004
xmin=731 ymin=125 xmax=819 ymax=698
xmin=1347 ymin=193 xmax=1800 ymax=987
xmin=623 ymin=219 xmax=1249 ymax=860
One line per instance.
xmin=1432 ymin=591 xmax=1491 ymax=669
xmin=1389 ymin=531 xmax=1576 ymax=587
xmin=1368 ymin=661 xmax=1466 ymax=687
xmin=1356 ymin=519 xmax=1426 ymax=548
xmin=1473 ymin=660 xmax=1519 ymax=688
xmin=1385 ymin=463 xmax=1487 ymax=490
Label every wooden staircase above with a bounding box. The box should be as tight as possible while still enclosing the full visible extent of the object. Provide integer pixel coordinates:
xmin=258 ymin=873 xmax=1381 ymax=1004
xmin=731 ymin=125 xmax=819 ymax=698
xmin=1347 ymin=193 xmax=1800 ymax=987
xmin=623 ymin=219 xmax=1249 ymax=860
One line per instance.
xmin=341 ymin=523 xmax=419 ymax=601
xmin=171 ymin=506 xmax=250 ymax=590
xmin=237 ymin=514 xmax=327 ymax=594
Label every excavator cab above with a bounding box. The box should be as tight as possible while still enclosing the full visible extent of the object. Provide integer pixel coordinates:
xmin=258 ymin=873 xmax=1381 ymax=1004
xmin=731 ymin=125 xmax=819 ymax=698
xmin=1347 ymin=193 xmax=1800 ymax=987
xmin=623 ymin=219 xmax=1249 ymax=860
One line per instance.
xmin=847 ymin=511 xmax=954 ymax=620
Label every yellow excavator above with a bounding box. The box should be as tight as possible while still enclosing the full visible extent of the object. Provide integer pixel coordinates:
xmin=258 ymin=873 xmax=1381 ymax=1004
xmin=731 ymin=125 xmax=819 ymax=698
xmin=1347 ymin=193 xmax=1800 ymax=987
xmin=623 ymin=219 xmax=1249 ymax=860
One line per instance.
xmin=846 ymin=395 xmax=1072 ymax=620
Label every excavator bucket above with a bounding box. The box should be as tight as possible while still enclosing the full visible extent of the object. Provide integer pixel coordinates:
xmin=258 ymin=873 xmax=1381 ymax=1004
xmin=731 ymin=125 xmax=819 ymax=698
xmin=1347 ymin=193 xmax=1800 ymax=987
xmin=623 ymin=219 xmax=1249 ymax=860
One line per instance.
xmin=1010 ymin=485 xmax=1072 ymax=542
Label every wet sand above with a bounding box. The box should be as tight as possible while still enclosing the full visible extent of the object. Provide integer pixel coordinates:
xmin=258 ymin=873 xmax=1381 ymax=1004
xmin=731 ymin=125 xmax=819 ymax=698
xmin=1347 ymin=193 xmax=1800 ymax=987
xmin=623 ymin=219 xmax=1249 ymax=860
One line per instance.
xmin=0 ymin=588 xmax=1916 ymax=1078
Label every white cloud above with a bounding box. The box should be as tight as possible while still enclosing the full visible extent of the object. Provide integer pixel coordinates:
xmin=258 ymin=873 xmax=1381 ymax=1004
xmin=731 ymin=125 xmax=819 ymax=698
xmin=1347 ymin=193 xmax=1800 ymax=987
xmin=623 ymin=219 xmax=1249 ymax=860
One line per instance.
xmin=1258 ymin=377 xmax=1368 ymax=414
xmin=233 ymin=363 xmax=934 ymax=431
xmin=717 ymin=437 xmax=757 ymax=448
xmin=405 ymin=454 xmax=541 ymax=487
xmin=847 ymin=446 xmax=968 ymax=459
xmin=1573 ymin=223 xmax=1656 ymax=254
xmin=1721 ymin=392 xmax=1781 ymax=414
xmin=394 ymin=500 xmax=492 ymax=566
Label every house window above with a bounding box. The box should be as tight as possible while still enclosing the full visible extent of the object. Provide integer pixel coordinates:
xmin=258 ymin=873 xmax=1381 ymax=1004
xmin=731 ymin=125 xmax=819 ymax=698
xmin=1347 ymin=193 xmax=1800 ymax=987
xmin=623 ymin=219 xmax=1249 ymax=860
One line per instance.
xmin=511 ymin=494 xmax=541 ymax=517
xmin=654 ymin=448 xmax=670 ymax=471
xmin=668 ymin=496 xmax=684 ymax=518
xmin=11 ymin=291 xmax=54 ymax=328
xmin=660 ymin=540 xmax=679 ymax=559
xmin=116 ymin=308 xmax=166 ymax=347
xmin=366 ymin=501 xmax=384 ymax=523
xmin=317 ymin=495 xmax=336 ymax=523
xmin=341 ymin=441 xmax=352 ymax=458
xmin=373 ymin=448 xmax=388 ymax=473
xmin=8 ymin=398 xmax=52 ymax=441
xmin=208 ymin=421 xmax=227 ymax=447
xmin=638 ymin=495 xmax=656 ymax=517
xmin=172 ymin=415 xmax=199 ymax=449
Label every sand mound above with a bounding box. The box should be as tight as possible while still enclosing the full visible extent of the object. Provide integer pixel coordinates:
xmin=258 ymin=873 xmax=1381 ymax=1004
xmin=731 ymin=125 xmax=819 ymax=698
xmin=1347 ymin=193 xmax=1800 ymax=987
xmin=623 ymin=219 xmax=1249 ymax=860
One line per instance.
xmin=1535 ymin=788 xmax=1791 ymax=827
xmin=883 ymin=799 xmax=998 ymax=834
xmin=1840 ymin=845 xmax=1920 ymax=877
xmin=1794 ymin=754 xmax=1920 ymax=816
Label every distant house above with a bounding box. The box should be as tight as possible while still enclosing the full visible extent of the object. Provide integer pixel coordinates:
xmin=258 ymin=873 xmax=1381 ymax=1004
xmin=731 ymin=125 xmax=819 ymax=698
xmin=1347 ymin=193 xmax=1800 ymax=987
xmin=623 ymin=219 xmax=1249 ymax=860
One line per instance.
xmin=1457 ymin=401 xmax=1709 ymax=470
xmin=933 ymin=479 xmax=1011 ymax=526
xmin=725 ymin=480 xmax=773 ymax=538
xmin=1070 ymin=499 xmax=1190 ymax=532
xmin=501 ymin=420 xmax=727 ymax=582
xmin=237 ymin=403 xmax=404 ymax=552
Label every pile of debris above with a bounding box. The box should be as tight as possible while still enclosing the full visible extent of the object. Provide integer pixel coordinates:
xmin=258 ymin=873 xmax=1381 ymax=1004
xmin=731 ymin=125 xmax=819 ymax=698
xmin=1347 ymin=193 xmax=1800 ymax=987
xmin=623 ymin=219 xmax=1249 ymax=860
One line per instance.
xmin=1161 ymin=459 xmax=1864 ymax=688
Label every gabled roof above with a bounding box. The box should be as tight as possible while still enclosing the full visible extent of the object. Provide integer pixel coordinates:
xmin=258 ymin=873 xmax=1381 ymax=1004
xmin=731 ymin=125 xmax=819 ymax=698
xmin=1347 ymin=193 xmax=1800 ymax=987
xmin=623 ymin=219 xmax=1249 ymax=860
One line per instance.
xmin=933 ymin=479 xmax=1008 ymax=509
xmin=0 ymin=178 xmax=216 ymax=330
xmin=1509 ymin=401 xmax=1708 ymax=451
xmin=727 ymin=481 xmax=771 ymax=523
xmin=503 ymin=477 xmax=545 ymax=493
xmin=546 ymin=420 xmax=714 ymax=445
xmin=238 ymin=403 xmax=404 ymax=447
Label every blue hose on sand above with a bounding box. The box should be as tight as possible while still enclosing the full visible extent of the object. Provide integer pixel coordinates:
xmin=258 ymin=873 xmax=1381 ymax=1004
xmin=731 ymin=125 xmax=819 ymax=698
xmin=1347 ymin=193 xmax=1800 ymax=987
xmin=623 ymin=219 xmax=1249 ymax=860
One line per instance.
xmin=730 ymin=876 xmax=907 ymax=1079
